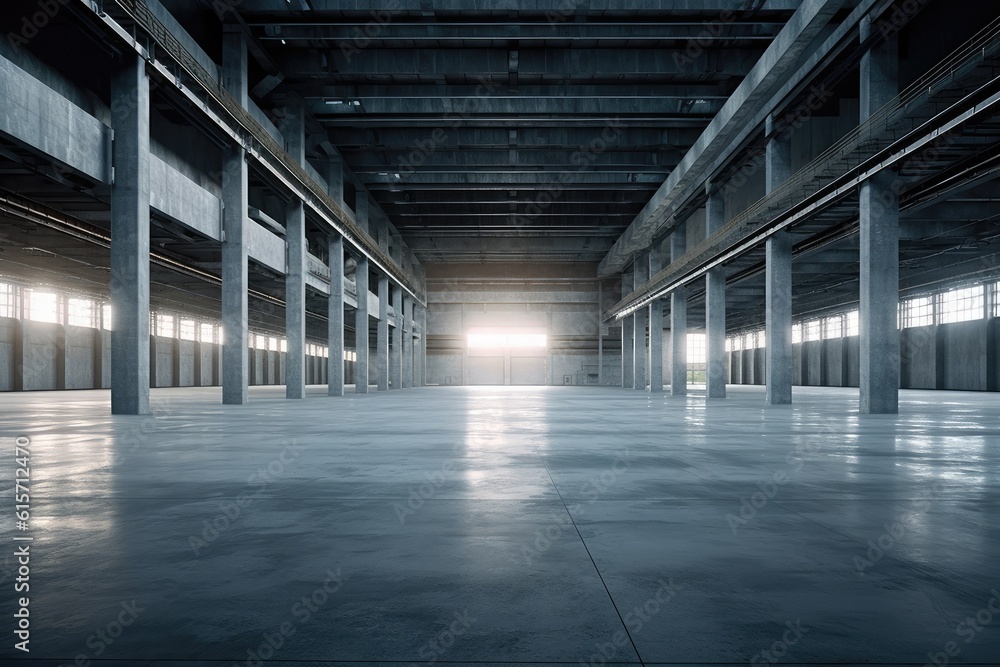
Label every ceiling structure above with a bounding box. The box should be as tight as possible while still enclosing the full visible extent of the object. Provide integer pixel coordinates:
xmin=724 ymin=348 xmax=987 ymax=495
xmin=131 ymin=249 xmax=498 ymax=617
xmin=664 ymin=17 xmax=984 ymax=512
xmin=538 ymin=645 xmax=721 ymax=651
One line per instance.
xmin=226 ymin=0 xmax=799 ymax=263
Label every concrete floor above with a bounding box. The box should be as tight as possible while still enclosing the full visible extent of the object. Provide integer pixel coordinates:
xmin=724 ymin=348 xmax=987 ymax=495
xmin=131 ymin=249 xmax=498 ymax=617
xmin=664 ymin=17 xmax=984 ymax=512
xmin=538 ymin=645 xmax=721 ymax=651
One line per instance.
xmin=1 ymin=384 xmax=999 ymax=666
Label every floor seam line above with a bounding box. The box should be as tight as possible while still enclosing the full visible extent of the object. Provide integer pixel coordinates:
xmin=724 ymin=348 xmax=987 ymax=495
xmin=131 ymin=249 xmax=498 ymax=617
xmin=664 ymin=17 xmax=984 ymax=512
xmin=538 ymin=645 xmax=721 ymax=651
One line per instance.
xmin=534 ymin=451 xmax=646 ymax=667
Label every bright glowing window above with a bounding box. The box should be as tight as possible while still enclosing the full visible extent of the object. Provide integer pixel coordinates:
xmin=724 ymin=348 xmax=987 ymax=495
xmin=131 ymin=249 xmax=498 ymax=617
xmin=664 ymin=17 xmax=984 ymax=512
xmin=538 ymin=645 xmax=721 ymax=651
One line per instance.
xmin=67 ymin=298 xmax=96 ymax=328
xmin=845 ymin=310 xmax=859 ymax=336
xmin=937 ymin=285 xmax=983 ymax=324
xmin=28 ymin=291 xmax=59 ymax=323
xmin=467 ymin=329 xmax=547 ymax=348
xmin=280 ymin=339 xmax=288 ymax=353
xmin=344 ymin=350 xmax=356 ymax=362
xmin=268 ymin=336 xmax=279 ymax=352
xmin=822 ymin=315 xmax=843 ymax=339
xmin=199 ymin=323 xmax=217 ymax=343
xmin=0 ymin=283 xmax=16 ymax=319
xmin=155 ymin=313 xmax=175 ymax=338
xmin=994 ymin=282 xmax=1000 ymax=317
xmin=686 ymin=333 xmax=706 ymax=364
xmin=792 ymin=323 xmax=802 ymax=344
xmin=102 ymin=304 xmax=112 ymax=330
xmin=901 ymin=296 xmax=934 ymax=328
xmin=255 ymin=334 xmax=268 ymax=349
xmin=803 ymin=320 xmax=820 ymax=342
xmin=755 ymin=330 xmax=766 ymax=348
xmin=179 ymin=319 xmax=196 ymax=341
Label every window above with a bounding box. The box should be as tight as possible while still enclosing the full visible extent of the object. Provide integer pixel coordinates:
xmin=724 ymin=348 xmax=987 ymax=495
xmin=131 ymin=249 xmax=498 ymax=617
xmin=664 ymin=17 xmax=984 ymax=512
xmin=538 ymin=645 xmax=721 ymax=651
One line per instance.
xmin=686 ymin=333 xmax=706 ymax=364
xmin=0 ymin=283 xmax=15 ymax=319
xmin=792 ymin=323 xmax=802 ymax=344
xmin=937 ymin=285 xmax=984 ymax=324
xmin=344 ymin=350 xmax=357 ymax=362
xmin=155 ymin=313 xmax=175 ymax=338
xmin=27 ymin=291 xmax=59 ymax=323
xmin=901 ymin=296 xmax=934 ymax=328
xmin=803 ymin=320 xmax=820 ymax=342
xmin=66 ymin=298 xmax=97 ymax=328
xmin=268 ymin=336 xmax=278 ymax=352
xmin=280 ymin=339 xmax=288 ymax=353
xmin=755 ymin=331 xmax=766 ymax=349
xmin=179 ymin=319 xmax=196 ymax=341
xmin=102 ymin=304 xmax=112 ymax=330
xmin=255 ymin=334 xmax=267 ymax=350
xmin=199 ymin=323 xmax=217 ymax=344
xmin=845 ymin=310 xmax=859 ymax=337
xmin=822 ymin=314 xmax=843 ymax=339
xmin=725 ymin=337 xmax=734 ymax=352
xmin=994 ymin=282 xmax=1000 ymax=318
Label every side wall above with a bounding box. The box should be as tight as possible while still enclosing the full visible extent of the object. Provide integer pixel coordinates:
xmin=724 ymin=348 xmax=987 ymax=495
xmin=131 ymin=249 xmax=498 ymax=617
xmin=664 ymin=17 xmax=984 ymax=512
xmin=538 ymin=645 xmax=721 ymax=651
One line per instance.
xmin=726 ymin=319 xmax=1000 ymax=391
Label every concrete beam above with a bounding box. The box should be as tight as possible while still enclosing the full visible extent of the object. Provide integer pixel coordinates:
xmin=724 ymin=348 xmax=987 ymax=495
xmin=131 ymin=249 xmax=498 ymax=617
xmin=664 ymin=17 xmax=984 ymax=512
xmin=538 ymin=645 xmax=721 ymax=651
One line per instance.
xmin=599 ymin=0 xmax=847 ymax=276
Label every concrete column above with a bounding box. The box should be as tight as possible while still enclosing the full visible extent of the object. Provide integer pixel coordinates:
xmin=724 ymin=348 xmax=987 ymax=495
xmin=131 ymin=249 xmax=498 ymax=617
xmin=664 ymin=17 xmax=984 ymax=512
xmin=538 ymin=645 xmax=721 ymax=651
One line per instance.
xmin=285 ymin=105 xmax=306 ymax=400
xmin=633 ymin=254 xmax=648 ymax=390
xmin=597 ymin=281 xmax=604 ymax=385
xmin=354 ymin=257 xmax=370 ymax=393
xmin=328 ymin=234 xmax=345 ymax=396
xmin=326 ymin=156 xmax=344 ymax=208
xmin=670 ymin=226 xmax=687 ymax=396
xmin=403 ymin=295 xmax=413 ymax=388
xmin=765 ymin=113 xmax=793 ymax=405
xmin=376 ymin=276 xmax=389 ymax=391
xmin=221 ymin=28 xmax=249 ymax=405
xmin=648 ymin=248 xmax=663 ymax=392
xmin=860 ymin=16 xmax=900 ymax=414
xmin=706 ymin=185 xmax=727 ymax=398
xmin=417 ymin=304 xmax=427 ymax=386
xmin=356 ymin=194 xmax=369 ymax=235
xmin=390 ymin=285 xmax=402 ymax=389
xmin=621 ymin=272 xmax=633 ymax=388
xmin=110 ymin=54 xmax=151 ymax=415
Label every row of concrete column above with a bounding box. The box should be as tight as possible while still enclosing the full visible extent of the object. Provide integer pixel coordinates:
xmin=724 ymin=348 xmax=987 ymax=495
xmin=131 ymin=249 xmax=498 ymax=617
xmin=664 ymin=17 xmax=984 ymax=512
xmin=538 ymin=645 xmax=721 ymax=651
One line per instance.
xmin=109 ymin=41 xmax=426 ymax=415
xmin=620 ymin=19 xmax=901 ymax=414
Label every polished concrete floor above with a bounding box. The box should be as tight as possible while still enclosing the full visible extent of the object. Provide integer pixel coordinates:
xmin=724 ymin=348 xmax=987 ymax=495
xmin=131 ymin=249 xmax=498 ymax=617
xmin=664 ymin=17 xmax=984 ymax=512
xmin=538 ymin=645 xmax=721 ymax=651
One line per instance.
xmin=1 ymin=383 xmax=999 ymax=666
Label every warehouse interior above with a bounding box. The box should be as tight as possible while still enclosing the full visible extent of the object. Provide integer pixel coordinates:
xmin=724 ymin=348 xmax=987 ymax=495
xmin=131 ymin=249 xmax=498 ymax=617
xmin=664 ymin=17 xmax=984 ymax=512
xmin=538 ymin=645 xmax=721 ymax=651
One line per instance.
xmin=1 ymin=0 xmax=999 ymax=664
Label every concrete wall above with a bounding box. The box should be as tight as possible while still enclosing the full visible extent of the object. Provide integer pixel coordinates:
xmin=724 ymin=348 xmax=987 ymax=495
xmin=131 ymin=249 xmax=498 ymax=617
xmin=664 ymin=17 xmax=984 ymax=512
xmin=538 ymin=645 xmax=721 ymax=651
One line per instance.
xmin=727 ymin=319 xmax=1000 ymax=391
xmin=0 ymin=317 xmax=329 ymax=391
xmin=425 ymin=263 xmax=612 ymax=386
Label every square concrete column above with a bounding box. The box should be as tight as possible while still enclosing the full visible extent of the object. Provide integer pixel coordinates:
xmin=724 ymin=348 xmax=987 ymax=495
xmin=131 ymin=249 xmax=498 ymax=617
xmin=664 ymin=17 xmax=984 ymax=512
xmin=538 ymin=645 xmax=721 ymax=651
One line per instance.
xmin=221 ymin=28 xmax=250 ymax=405
xmin=354 ymin=257 xmax=370 ymax=393
xmin=326 ymin=156 xmax=344 ymax=208
xmin=670 ymin=227 xmax=688 ymax=396
xmin=328 ymin=234 xmax=345 ymax=396
xmin=110 ymin=54 xmax=151 ymax=415
xmin=765 ymin=113 xmax=793 ymax=405
xmin=633 ymin=254 xmax=648 ymax=390
xmin=390 ymin=285 xmax=402 ymax=389
xmin=860 ymin=15 xmax=900 ymax=414
xmin=403 ymin=295 xmax=413 ymax=388
xmin=284 ymin=105 xmax=306 ymax=399
xmin=621 ymin=271 xmax=634 ymax=389
xmin=377 ymin=275 xmax=389 ymax=391
xmin=647 ymin=247 xmax=663 ymax=392
xmin=705 ymin=185 xmax=727 ymax=398
xmin=417 ymin=303 xmax=427 ymax=386
xmin=356 ymin=194 xmax=370 ymax=235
